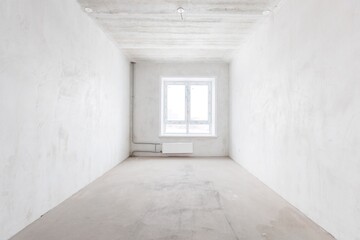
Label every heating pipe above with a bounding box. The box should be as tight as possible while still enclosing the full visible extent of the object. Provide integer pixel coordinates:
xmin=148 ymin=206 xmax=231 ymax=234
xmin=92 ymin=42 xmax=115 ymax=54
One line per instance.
xmin=130 ymin=62 xmax=161 ymax=156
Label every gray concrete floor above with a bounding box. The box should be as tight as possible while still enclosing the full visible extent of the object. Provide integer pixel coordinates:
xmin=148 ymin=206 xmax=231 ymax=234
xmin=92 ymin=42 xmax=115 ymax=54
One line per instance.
xmin=11 ymin=157 xmax=334 ymax=240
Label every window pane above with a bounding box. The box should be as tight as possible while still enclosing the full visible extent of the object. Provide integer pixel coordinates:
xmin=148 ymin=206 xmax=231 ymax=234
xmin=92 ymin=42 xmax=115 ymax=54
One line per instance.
xmin=189 ymin=124 xmax=210 ymax=134
xmin=167 ymin=85 xmax=185 ymax=121
xmin=190 ymin=85 xmax=209 ymax=121
xmin=165 ymin=124 xmax=186 ymax=134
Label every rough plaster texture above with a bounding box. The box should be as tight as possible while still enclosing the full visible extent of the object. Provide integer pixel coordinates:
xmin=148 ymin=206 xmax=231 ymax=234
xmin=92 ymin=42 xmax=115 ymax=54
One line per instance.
xmin=11 ymin=158 xmax=334 ymax=240
xmin=0 ymin=0 xmax=130 ymax=239
xmin=132 ymin=62 xmax=229 ymax=157
xmin=77 ymin=0 xmax=282 ymax=62
xmin=229 ymin=0 xmax=360 ymax=239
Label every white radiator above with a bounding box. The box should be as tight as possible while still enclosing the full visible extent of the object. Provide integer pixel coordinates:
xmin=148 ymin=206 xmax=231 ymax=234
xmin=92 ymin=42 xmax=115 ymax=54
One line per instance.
xmin=162 ymin=143 xmax=193 ymax=154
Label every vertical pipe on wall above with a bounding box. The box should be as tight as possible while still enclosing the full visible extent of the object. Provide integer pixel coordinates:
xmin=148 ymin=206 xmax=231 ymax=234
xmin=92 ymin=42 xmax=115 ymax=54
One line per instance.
xmin=130 ymin=62 xmax=161 ymax=156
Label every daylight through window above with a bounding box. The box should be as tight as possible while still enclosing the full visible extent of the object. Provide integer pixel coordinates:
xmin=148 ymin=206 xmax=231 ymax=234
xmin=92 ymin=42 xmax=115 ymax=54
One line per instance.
xmin=161 ymin=77 xmax=215 ymax=136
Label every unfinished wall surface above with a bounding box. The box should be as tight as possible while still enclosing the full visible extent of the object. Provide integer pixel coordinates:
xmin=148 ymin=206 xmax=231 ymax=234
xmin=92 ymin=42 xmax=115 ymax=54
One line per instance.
xmin=229 ymin=0 xmax=360 ymax=239
xmin=0 ymin=0 xmax=130 ymax=239
xmin=133 ymin=62 xmax=229 ymax=156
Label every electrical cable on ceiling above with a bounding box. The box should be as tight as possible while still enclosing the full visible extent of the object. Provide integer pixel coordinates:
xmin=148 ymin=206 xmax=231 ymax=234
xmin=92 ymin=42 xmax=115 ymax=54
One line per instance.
xmin=177 ymin=7 xmax=184 ymax=21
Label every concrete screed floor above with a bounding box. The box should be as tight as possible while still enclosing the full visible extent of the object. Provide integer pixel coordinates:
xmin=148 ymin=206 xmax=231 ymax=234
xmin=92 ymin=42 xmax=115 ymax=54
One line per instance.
xmin=11 ymin=157 xmax=334 ymax=240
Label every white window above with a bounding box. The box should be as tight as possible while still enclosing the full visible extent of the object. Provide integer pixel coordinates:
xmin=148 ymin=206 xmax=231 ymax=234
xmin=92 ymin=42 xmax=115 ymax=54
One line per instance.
xmin=161 ymin=77 xmax=216 ymax=137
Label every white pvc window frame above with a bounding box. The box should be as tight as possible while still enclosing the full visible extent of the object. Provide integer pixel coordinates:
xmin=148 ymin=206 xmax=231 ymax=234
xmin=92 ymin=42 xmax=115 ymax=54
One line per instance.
xmin=160 ymin=77 xmax=216 ymax=137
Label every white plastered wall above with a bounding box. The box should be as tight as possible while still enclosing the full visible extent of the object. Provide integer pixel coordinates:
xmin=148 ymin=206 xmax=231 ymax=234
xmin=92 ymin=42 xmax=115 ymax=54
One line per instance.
xmin=229 ymin=0 xmax=360 ymax=239
xmin=132 ymin=62 xmax=229 ymax=156
xmin=0 ymin=0 xmax=130 ymax=239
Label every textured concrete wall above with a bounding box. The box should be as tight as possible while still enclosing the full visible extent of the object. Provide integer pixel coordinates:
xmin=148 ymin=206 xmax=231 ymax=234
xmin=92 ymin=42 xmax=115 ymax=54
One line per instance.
xmin=229 ymin=0 xmax=360 ymax=239
xmin=0 ymin=0 xmax=130 ymax=239
xmin=133 ymin=62 xmax=229 ymax=156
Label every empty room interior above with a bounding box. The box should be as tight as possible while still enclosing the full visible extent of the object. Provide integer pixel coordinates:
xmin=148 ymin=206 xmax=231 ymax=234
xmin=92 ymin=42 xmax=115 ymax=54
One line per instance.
xmin=1 ymin=0 xmax=359 ymax=239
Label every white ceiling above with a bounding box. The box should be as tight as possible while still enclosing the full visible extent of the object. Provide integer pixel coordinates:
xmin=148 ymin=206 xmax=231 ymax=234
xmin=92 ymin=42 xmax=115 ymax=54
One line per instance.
xmin=78 ymin=0 xmax=280 ymax=62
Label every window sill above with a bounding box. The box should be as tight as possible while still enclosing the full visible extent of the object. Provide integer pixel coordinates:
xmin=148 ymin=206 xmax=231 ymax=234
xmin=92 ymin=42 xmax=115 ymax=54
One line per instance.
xmin=159 ymin=135 xmax=218 ymax=138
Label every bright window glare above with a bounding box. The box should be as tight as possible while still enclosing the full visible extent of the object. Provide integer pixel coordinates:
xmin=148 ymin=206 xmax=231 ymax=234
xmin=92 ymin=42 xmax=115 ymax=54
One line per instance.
xmin=166 ymin=124 xmax=186 ymax=133
xmin=161 ymin=78 xmax=215 ymax=136
xmin=190 ymin=85 xmax=208 ymax=121
xmin=167 ymin=85 xmax=185 ymax=121
xmin=189 ymin=124 xmax=210 ymax=134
